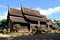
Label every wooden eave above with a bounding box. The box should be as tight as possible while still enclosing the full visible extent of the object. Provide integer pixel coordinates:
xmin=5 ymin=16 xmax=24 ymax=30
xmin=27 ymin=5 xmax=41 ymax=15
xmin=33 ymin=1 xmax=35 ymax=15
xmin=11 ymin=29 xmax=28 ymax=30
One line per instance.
xmin=10 ymin=16 xmax=27 ymax=23
xmin=24 ymin=15 xmax=47 ymax=22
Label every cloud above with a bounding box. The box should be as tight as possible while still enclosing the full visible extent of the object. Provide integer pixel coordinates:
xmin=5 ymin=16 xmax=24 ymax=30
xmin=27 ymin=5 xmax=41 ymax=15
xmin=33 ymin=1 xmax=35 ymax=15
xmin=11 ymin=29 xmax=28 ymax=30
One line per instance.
xmin=0 ymin=7 xmax=20 ymax=20
xmin=35 ymin=6 xmax=60 ymax=15
xmin=0 ymin=5 xmax=7 ymax=20
xmin=0 ymin=12 xmax=7 ymax=20
xmin=0 ymin=6 xmax=60 ymax=20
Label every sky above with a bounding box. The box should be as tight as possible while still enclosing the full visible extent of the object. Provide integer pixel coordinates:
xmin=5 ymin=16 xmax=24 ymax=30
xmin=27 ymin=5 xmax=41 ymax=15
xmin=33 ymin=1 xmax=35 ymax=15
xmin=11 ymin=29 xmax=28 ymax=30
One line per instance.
xmin=0 ymin=0 xmax=60 ymax=20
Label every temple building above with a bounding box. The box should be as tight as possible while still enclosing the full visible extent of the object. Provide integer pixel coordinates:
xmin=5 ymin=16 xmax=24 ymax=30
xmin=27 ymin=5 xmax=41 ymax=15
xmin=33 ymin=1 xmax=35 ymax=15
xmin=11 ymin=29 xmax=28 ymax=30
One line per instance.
xmin=7 ymin=7 xmax=53 ymax=32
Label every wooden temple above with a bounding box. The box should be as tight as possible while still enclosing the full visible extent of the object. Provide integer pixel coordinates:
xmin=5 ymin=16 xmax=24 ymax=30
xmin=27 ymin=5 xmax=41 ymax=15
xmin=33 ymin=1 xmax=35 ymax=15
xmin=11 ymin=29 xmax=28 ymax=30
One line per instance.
xmin=7 ymin=7 xmax=53 ymax=32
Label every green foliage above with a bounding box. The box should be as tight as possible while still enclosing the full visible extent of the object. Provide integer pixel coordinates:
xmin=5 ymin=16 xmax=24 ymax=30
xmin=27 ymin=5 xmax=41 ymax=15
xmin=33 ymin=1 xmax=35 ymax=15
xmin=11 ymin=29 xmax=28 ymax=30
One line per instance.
xmin=57 ymin=21 xmax=60 ymax=27
xmin=0 ymin=20 xmax=1 ymax=25
xmin=0 ymin=19 xmax=7 ymax=26
xmin=53 ymin=19 xmax=60 ymax=28
xmin=53 ymin=19 xmax=60 ymax=32
xmin=53 ymin=24 xmax=58 ymax=29
xmin=32 ymin=26 xmax=42 ymax=35
xmin=1 ymin=29 xmax=7 ymax=34
xmin=15 ymin=24 xmax=21 ymax=29
xmin=1 ymin=19 xmax=7 ymax=26
xmin=54 ymin=19 xmax=58 ymax=23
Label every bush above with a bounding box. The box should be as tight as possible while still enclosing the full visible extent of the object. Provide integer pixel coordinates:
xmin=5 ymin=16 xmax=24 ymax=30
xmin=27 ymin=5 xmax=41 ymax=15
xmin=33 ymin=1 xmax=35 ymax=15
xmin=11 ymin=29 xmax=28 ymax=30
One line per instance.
xmin=1 ymin=29 xmax=7 ymax=34
xmin=32 ymin=26 xmax=42 ymax=35
xmin=14 ymin=24 xmax=21 ymax=32
xmin=15 ymin=24 xmax=21 ymax=29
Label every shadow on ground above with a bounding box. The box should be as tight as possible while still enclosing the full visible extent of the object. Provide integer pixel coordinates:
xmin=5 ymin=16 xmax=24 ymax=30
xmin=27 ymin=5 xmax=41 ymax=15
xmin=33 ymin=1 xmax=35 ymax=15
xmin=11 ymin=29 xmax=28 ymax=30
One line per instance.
xmin=0 ymin=33 xmax=60 ymax=40
xmin=0 ymin=37 xmax=8 ymax=40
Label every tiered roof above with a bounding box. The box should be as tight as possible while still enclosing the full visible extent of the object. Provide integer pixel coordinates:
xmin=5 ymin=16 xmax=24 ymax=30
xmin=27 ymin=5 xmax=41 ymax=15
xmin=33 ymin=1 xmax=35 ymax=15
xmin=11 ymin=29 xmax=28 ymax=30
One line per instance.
xmin=22 ymin=7 xmax=47 ymax=22
xmin=8 ymin=7 xmax=51 ymax=23
xmin=22 ymin=7 xmax=41 ymax=17
xmin=8 ymin=8 xmax=27 ymax=23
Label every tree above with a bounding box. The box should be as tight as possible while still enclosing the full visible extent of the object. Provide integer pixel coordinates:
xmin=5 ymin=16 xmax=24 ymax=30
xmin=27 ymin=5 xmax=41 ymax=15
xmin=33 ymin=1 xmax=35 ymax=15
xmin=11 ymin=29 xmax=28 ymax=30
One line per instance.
xmin=57 ymin=20 xmax=60 ymax=27
xmin=0 ymin=19 xmax=7 ymax=34
xmin=53 ymin=19 xmax=60 ymax=27
xmin=53 ymin=23 xmax=58 ymax=29
xmin=0 ymin=19 xmax=7 ymax=27
xmin=0 ymin=20 xmax=2 ymax=25
xmin=53 ymin=19 xmax=58 ymax=28
xmin=32 ymin=26 xmax=42 ymax=34
xmin=53 ymin=19 xmax=60 ymax=32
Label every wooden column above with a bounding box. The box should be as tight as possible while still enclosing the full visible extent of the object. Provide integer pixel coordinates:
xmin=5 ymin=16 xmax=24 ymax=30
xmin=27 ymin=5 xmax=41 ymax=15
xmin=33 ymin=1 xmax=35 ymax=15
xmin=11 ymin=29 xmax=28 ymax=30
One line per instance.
xmin=10 ymin=21 xmax=13 ymax=32
xmin=38 ymin=20 xmax=42 ymax=31
xmin=30 ymin=23 xmax=32 ymax=32
xmin=7 ymin=20 xmax=11 ymax=32
xmin=38 ymin=20 xmax=40 ymax=27
xmin=47 ymin=22 xmax=51 ymax=33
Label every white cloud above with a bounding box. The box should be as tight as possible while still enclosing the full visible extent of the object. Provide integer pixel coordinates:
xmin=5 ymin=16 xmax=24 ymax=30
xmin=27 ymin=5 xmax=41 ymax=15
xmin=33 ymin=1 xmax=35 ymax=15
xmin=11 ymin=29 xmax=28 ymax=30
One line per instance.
xmin=0 ymin=6 xmax=60 ymax=20
xmin=0 ymin=7 xmax=20 ymax=20
xmin=0 ymin=5 xmax=7 ymax=20
xmin=35 ymin=6 xmax=60 ymax=15
xmin=0 ymin=12 xmax=7 ymax=20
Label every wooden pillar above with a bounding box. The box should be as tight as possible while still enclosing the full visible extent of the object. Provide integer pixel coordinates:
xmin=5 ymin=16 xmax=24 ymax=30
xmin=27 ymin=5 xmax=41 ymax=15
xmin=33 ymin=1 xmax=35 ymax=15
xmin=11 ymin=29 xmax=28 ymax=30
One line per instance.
xmin=38 ymin=20 xmax=40 ymax=27
xmin=38 ymin=20 xmax=42 ymax=31
xmin=7 ymin=20 xmax=11 ymax=32
xmin=30 ymin=23 xmax=32 ymax=32
xmin=47 ymin=22 xmax=51 ymax=33
xmin=11 ymin=22 xmax=13 ymax=32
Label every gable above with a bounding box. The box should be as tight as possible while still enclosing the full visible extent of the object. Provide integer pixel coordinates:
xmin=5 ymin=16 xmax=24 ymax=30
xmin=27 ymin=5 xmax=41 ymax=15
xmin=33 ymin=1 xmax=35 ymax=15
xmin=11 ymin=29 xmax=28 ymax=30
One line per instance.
xmin=22 ymin=7 xmax=41 ymax=17
xmin=9 ymin=8 xmax=23 ymax=17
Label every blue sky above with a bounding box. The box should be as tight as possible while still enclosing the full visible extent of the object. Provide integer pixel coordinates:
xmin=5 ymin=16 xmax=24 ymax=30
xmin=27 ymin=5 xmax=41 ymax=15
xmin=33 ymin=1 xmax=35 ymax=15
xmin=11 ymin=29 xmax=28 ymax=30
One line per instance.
xmin=0 ymin=0 xmax=60 ymax=20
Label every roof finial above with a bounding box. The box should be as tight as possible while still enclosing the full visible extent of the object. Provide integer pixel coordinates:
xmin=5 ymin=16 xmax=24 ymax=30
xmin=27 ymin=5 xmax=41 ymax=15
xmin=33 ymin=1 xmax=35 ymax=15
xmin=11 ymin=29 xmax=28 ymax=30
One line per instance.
xmin=19 ymin=0 xmax=23 ymax=11
xmin=8 ymin=5 xmax=10 ymax=10
xmin=20 ymin=3 xmax=22 ymax=9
